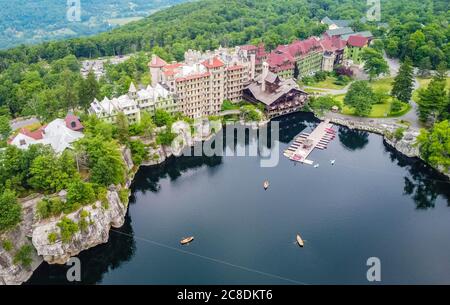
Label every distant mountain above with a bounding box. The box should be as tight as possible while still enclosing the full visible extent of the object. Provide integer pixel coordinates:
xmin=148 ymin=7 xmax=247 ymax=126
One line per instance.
xmin=0 ymin=0 xmax=189 ymax=49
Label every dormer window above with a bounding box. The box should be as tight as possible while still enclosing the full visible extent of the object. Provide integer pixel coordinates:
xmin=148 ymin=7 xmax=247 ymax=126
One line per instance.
xmin=71 ymin=121 xmax=76 ymax=128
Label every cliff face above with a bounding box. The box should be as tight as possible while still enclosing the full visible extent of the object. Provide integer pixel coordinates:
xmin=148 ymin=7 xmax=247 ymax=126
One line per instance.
xmin=0 ymin=148 xmax=134 ymax=285
xmin=31 ymin=186 xmax=127 ymax=265
xmin=0 ymin=195 xmax=43 ymax=285
xmin=384 ymin=130 xmax=420 ymax=158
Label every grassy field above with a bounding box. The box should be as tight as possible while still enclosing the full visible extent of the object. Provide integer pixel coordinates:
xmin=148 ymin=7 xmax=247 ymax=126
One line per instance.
xmin=332 ymin=78 xmax=411 ymax=118
xmin=413 ymin=76 xmax=450 ymax=102
xmin=301 ymin=76 xmax=348 ymax=90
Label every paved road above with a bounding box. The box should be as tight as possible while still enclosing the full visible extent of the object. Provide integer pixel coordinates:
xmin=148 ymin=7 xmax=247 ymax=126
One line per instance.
xmin=303 ymin=54 xmax=422 ymax=128
xmin=10 ymin=117 xmax=40 ymax=131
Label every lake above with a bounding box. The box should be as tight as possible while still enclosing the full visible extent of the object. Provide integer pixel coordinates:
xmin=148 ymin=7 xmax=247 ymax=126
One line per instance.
xmin=27 ymin=112 xmax=450 ymax=284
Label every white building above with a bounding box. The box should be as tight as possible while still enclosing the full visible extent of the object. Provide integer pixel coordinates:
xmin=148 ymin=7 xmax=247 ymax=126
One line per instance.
xmin=89 ymin=82 xmax=178 ymax=123
xmin=9 ymin=115 xmax=84 ymax=154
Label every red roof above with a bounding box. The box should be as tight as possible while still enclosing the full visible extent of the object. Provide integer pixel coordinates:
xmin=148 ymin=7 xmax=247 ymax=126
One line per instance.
xmin=267 ymin=51 xmax=295 ymax=72
xmin=202 ymin=57 xmax=225 ymax=69
xmin=65 ymin=114 xmax=83 ymax=131
xmin=149 ymin=55 xmax=168 ymax=68
xmin=240 ymin=45 xmax=258 ymax=51
xmin=320 ymin=36 xmax=347 ymax=52
xmin=163 ymin=62 xmax=184 ymax=77
xmin=347 ymin=35 xmax=369 ymax=48
xmin=19 ymin=127 xmax=44 ymax=140
xmin=176 ymin=72 xmax=211 ymax=82
xmin=226 ymin=65 xmax=245 ymax=71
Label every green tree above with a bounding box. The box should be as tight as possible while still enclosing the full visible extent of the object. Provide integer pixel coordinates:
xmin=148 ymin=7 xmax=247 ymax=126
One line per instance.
xmin=0 ymin=189 xmax=21 ymax=232
xmin=28 ymin=150 xmax=77 ymax=193
xmin=13 ymin=244 xmax=34 ymax=268
xmin=66 ymin=180 xmax=96 ymax=206
xmin=57 ymin=217 xmax=79 ymax=243
xmin=154 ymin=109 xmax=173 ymax=127
xmin=344 ymin=81 xmax=376 ymax=116
xmin=0 ymin=115 xmax=11 ymax=140
xmin=361 ymin=48 xmax=390 ymax=80
xmin=418 ymin=77 xmax=448 ymax=124
xmin=417 ymin=120 xmax=450 ymax=173
xmin=115 ymin=112 xmax=129 ymax=144
xmin=418 ymin=57 xmax=432 ymax=77
xmin=78 ymin=70 xmax=99 ymax=109
xmin=391 ymin=57 xmax=414 ymax=103
xmin=140 ymin=111 xmax=155 ymax=138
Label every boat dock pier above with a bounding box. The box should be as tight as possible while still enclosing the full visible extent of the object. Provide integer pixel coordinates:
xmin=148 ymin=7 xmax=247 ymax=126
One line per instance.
xmin=283 ymin=120 xmax=336 ymax=165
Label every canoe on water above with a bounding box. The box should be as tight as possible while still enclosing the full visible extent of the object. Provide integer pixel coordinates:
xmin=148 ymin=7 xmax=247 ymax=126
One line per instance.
xmin=180 ymin=236 xmax=194 ymax=245
xmin=263 ymin=180 xmax=269 ymax=190
xmin=296 ymin=234 xmax=304 ymax=247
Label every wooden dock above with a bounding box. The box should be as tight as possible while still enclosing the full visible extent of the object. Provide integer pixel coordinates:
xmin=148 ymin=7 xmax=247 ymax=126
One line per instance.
xmin=283 ymin=120 xmax=336 ymax=165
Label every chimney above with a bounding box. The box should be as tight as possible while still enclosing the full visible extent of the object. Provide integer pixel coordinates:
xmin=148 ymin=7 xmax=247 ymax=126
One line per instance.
xmin=261 ymin=62 xmax=269 ymax=92
xmin=209 ymin=56 xmax=214 ymax=66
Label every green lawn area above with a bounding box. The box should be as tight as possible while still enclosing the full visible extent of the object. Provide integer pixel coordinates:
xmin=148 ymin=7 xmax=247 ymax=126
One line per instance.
xmin=413 ymin=76 xmax=450 ymax=102
xmin=301 ymin=76 xmax=348 ymax=90
xmin=331 ymin=78 xmax=411 ymax=118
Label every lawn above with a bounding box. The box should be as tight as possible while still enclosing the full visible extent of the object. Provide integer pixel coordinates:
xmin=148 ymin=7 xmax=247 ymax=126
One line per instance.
xmin=413 ymin=76 xmax=450 ymax=102
xmin=332 ymin=77 xmax=411 ymax=118
xmin=301 ymin=76 xmax=348 ymax=90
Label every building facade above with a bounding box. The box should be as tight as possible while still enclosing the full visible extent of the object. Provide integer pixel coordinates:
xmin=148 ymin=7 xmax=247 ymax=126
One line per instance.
xmin=89 ymin=82 xmax=178 ymax=124
xmin=344 ymin=35 xmax=370 ymax=65
xmin=243 ymin=63 xmax=309 ymax=119
xmin=149 ymin=46 xmax=258 ymax=119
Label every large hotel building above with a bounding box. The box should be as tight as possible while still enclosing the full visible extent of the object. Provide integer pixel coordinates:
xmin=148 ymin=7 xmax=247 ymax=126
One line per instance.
xmin=148 ymin=45 xmax=267 ymax=119
xmin=89 ymin=24 xmax=371 ymax=122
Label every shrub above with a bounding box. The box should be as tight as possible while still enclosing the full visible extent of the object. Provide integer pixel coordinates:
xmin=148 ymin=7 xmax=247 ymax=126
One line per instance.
xmin=301 ymin=76 xmax=314 ymax=85
xmin=154 ymin=109 xmax=173 ymax=127
xmin=0 ymin=189 xmax=21 ymax=232
xmin=57 ymin=217 xmax=79 ymax=243
xmin=314 ymin=71 xmax=327 ymax=82
xmin=129 ymin=140 xmax=148 ymax=165
xmin=78 ymin=210 xmax=90 ymax=232
xmin=14 ymin=244 xmax=34 ymax=268
xmin=156 ymin=129 xmax=176 ymax=146
xmin=394 ymin=127 xmax=406 ymax=141
xmin=66 ymin=180 xmax=96 ymax=207
xmin=241 ymin=105 xmax=261 ymax=122
xmin=36 ymin=197 xmax=65 ymax=219
xmin=119 ymin=189 xmax=130 ymax=206
xmin=335 ymin=66 xmax=354 ymax=77
xmin=390 ymin=98 xmax=405 ymax=113
xmin=2 ymin=239 xmax=13 ymax=251
xmin=221 ymin=100 xmax=237 ymax=111
xmin=48 ymin=232 xmax=58 ymax=244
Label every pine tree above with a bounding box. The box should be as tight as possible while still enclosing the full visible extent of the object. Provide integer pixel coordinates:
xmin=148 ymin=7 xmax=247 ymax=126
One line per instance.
xmin=418 ymin=77 xmax=447 ymax=124
xmin=78 ymin=70 xmax=99 ymax=109
xmin=391 ymin=57 xmax=414 ymax=103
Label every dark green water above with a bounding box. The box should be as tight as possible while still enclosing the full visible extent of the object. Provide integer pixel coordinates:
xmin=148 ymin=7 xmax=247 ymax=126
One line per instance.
xmin=28 ymin=112 xmax=450 ymax=284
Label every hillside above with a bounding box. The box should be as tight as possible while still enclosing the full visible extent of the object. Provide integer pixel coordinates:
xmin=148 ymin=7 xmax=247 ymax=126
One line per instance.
xmin=0 ymin=0 xmax=188 ymax=50
xmin=0 ymin=0 xmax=448 ymax=119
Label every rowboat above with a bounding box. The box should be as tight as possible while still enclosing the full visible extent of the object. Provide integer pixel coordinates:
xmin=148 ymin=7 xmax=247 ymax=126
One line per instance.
xmin=180 ymin=236 xmax=194 ymax=245
xmin=263 ymin=180 xmax=269 ymax=190
xmin=296 ymin=234 xmax=304 ymax=247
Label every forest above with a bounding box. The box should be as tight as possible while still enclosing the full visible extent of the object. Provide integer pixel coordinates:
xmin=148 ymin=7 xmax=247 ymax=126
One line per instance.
xmin=0 ymin=0 xmax=187 ymax=50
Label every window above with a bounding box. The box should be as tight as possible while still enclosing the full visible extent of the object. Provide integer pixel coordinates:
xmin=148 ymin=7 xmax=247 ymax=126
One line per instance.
xmin=20 ymin=139 xmax=26 ymax=146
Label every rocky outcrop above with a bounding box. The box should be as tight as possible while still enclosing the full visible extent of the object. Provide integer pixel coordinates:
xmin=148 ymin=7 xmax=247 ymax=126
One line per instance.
xmin=142 ymin=120 xmax=224 ymax=166
xmin=384 ymin=130 xmax=420 ymax=158
xmin=31 ymin=186 xmax=127 ymax=265
xmin=0 ymin=195 xmax=43 ymax=285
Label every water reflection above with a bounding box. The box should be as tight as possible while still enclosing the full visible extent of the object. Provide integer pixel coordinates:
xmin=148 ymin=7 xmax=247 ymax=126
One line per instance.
xmin=338 ymin=127 xmax=369 ymax=151
xmin=26 ymin=214 xmax=136 ymax=285
xmin=131 ymin=153 xmax=223 ymax=195
xmin=384 ymin=143 xmax=450 ymax=209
